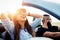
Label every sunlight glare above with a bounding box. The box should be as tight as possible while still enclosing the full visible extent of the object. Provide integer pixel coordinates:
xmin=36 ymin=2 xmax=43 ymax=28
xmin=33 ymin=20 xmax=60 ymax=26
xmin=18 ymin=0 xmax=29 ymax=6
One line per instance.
xmin=0 ymin=0 xmax=23 ymax=15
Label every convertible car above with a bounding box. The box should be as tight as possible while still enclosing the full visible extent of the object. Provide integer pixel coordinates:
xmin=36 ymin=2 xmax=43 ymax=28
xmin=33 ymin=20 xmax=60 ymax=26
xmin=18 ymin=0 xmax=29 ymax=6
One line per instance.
xmin=0 ymin=0 xmax=60 ymax=40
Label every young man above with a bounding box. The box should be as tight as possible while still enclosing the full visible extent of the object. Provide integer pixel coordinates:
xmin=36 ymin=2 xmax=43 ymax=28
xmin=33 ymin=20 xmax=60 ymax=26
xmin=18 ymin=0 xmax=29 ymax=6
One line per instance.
xmin=36 ymin=14 xmax=60 ymax=39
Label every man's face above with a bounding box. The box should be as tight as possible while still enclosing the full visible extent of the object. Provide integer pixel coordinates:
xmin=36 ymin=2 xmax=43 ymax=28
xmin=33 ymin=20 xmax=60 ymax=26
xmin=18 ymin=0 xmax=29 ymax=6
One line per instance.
xmin=43 ymin=16 xmax=51 ymax=23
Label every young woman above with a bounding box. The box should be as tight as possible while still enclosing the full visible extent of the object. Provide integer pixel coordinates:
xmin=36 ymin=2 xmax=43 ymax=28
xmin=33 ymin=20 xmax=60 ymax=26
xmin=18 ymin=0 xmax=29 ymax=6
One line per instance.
xmin=0 ymin=8 xmax=42 ymax=40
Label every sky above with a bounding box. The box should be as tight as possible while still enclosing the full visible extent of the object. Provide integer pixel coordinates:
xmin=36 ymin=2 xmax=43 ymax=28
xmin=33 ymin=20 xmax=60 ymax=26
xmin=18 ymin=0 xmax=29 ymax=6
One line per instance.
xmin=44 ymin=0 xmax=60 ymax=4
xmin=0 ymin=0 xmax=60 ymax=22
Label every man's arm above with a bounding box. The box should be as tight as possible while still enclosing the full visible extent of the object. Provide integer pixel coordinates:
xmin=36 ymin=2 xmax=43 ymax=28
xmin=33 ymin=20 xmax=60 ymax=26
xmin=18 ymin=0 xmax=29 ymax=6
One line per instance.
xmin=43 ymin=31 xmax=60 ymax=38
xmin=58 ymin=26 xmax=60 ymax=31
xmin=54 ymin=32 xmax=60 ymax=37
xmin=43 ymin=32 xmax=56 ymax=38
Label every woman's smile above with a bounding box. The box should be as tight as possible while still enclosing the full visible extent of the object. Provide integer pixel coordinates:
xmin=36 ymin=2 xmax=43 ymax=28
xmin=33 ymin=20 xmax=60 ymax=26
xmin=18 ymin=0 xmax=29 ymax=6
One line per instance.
xmin=21 ymin=16 xmax=26 ymax=19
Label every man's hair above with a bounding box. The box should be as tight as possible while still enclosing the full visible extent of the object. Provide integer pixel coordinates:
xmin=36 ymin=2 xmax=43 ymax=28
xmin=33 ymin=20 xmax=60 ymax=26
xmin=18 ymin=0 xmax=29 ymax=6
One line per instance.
xmin=43 ymin=14 xmax=49 ymax=16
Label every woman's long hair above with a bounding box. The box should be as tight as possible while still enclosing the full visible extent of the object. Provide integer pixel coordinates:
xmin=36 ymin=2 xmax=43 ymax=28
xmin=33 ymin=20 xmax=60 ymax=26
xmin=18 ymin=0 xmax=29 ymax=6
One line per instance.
xmin=13 ymin=15 xmax=35 ymax=40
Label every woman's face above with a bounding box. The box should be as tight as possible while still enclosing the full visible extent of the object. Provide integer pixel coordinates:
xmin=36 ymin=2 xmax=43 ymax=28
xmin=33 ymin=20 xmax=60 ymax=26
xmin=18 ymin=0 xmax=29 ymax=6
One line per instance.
xmin=15 ymin=8 xmax=27 ymax=22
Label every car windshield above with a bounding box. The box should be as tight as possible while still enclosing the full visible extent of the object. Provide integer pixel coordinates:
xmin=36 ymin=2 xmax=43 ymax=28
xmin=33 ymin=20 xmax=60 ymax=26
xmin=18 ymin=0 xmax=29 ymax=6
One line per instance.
xmin=22 ymin=0 xmax=60 ymax=26
xmin=22 ymin=0 xmax=60 ymax=20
